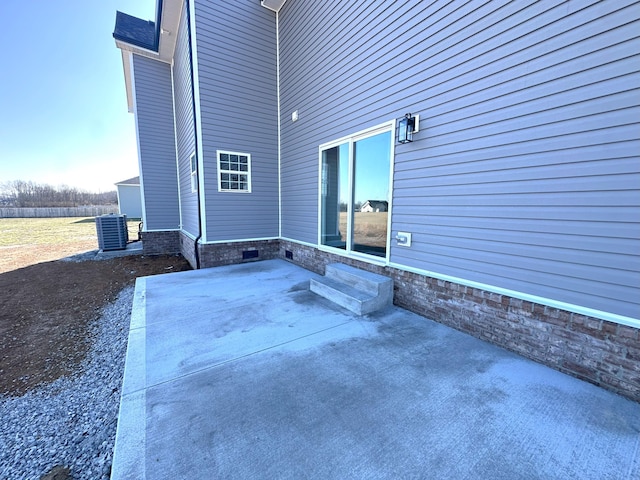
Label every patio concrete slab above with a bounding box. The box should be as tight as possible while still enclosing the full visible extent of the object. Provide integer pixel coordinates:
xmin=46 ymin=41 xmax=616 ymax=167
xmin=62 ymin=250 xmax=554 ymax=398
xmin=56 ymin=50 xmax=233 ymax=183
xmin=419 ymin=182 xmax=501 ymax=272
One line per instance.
xmin=111 ymin=259 xmax=640 ymax=480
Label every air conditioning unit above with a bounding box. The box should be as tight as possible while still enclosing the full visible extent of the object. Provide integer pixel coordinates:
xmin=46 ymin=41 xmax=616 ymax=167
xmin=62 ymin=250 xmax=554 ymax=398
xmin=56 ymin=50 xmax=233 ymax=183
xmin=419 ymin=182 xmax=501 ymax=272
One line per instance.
xmin=96 ymin=214 xmax=129 ymax=251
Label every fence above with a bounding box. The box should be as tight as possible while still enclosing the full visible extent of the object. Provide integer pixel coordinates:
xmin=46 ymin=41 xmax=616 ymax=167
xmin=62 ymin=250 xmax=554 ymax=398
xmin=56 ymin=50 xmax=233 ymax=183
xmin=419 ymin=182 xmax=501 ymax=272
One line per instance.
xmin=0 ymin=205 xmax=119 ymax=218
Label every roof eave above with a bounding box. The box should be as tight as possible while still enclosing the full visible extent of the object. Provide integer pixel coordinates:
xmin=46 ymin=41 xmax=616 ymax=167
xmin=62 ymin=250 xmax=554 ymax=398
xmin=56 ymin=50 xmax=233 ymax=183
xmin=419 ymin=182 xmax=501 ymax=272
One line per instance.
xmin=113 ymin=0 xmax=182 ymax=113
xmin=260 ymin=0 xmax=287 ymax=13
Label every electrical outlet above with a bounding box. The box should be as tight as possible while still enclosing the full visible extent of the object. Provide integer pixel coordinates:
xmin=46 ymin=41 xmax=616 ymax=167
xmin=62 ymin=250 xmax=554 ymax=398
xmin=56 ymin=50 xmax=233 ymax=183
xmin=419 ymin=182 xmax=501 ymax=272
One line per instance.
xmin=395 ymin=232 xmax=412 ymax=247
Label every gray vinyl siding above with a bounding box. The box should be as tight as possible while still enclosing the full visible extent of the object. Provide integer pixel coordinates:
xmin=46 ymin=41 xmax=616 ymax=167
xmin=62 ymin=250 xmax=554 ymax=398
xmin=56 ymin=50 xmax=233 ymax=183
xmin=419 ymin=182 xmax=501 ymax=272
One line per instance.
xmin=193 ymin=0 xmax=279 ymax=241
xmin=116 ymin=184 xmax=142 ymax=219
xmin=132 ymin=54 xmax=180 ymax=231
xmin=278 ymin=0 xmax=640 ymax=319
xmin=173 ymin=3 xmax=198 ymax=237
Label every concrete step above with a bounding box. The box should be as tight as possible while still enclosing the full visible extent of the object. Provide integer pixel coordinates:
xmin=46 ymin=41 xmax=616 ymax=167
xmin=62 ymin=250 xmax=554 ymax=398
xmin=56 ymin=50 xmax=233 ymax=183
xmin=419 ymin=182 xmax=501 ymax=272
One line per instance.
xmin=310 ymin=263 xmax=393 ymax=315
xmin=310 ymin=276 xmax=382 ymax=315
xmin=325 ymin=263 xmax=393 ymax=298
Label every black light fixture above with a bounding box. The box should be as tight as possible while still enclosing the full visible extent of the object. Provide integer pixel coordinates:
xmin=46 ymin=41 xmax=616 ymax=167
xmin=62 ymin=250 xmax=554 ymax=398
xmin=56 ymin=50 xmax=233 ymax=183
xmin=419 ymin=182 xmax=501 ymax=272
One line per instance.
xmin=397 ymin=113 xmax=416 ymax=144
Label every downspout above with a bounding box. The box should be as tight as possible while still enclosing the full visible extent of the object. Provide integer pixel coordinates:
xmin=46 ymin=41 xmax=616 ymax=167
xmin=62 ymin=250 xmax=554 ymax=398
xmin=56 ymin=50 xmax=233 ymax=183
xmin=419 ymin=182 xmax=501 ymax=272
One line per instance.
xmin=276 ymin=9 xmax=282 ymax=239
xmin=185 ymin=0 xmax=202 ymax=269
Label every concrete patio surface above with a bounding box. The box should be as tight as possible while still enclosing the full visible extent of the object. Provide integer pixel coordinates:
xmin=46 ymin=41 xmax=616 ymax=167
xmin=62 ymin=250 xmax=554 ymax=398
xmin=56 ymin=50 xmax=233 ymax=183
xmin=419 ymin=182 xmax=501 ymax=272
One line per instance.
xmin=111 ymin=259 xmax=640 ymax=479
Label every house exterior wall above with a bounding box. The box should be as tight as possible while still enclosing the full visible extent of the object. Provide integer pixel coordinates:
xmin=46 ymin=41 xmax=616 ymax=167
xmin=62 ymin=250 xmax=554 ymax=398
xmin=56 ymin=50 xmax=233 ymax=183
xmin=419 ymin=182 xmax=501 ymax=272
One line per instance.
xmin=131 ymin=54 xmax=181 ymax=231
xmin=278 ymin=0 xmax=640 ymax=321
xmin=192 ymin=0 xmax=279 ymax=242
xmin=116 ymin=184 xmax=142 ymax=218
xmin=173 ymin=3 xmax=199 ymax=238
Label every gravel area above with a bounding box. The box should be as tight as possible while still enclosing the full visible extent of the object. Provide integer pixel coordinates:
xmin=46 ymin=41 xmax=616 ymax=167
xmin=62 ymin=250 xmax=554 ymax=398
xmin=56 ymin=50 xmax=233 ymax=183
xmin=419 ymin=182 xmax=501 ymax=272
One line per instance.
xmin=0 ymin=285 xmax=134 ymax=480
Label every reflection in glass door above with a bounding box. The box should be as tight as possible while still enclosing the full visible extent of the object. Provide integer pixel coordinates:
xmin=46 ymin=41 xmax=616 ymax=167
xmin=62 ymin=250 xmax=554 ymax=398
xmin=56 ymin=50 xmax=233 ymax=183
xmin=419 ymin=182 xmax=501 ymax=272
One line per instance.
xmin=352 ymin=132 xmax=391 ymax=257
xmin=320 ymin=127 xmax=392 ymax=259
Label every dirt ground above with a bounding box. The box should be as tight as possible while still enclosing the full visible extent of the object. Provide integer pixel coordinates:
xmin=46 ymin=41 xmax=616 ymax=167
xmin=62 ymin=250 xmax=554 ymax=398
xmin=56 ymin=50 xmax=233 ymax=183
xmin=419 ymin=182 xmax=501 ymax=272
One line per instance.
xmin=0 ymin=252 xmax=191 ymax=396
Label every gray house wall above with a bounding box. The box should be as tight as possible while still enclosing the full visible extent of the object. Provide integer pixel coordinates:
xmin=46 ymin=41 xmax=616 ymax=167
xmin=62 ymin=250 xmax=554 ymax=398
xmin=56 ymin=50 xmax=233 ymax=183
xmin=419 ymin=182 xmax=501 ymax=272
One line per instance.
xmin=193 ymin=0 xmax=279 ymax=242
xmin=173 ymin=3 xmax=198 ymax=238
xmin=278 ymin=0 xmax=640 ymax=320
xmin=131 ymin=54 xmax=180 ymax=231
xmin=116 ymin=184 xmax=142 ymax=218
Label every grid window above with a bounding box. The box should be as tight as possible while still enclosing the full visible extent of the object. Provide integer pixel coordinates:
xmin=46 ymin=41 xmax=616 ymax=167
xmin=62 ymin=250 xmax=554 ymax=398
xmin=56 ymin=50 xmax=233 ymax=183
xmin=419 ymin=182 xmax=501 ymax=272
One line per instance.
xmin=217 ymin=151 xmax=251 ymax=192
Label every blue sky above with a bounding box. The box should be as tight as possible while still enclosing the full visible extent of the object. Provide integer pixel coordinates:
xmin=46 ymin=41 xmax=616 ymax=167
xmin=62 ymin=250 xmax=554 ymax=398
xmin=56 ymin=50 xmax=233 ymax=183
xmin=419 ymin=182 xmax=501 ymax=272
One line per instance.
xmin=0 ymin=1 xmax=156 ymax=192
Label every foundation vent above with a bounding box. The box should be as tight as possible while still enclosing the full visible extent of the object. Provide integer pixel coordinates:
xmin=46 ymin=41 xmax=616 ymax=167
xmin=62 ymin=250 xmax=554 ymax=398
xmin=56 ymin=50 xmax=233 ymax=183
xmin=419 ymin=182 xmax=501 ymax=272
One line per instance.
xmin=242 ymin=250 xmax=259 ymax=260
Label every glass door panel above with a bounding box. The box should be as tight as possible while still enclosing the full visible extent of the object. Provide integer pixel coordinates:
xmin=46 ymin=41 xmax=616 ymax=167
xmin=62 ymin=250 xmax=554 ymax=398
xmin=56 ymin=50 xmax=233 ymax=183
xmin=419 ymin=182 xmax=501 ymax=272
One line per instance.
xmin=319 ymin=125 xmax=392 ymax=260
xmin=352 ymin=131 xmax=391 ymax=257
xmin=320 ymin=142 xmax=349 ymax=250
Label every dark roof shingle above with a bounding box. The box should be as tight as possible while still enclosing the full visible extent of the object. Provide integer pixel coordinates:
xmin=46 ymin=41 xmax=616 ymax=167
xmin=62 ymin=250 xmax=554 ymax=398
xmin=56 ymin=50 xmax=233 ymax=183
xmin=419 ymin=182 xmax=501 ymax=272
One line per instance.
xmin=113 ymin=11 xmax=157 ymax=51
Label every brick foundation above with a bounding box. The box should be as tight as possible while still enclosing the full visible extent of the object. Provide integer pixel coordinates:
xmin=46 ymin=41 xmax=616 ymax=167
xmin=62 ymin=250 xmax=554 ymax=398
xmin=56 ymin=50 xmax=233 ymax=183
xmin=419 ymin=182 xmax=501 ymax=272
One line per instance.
xmin=279 ymin=240 xmax=639 ymax=402
xmin=140 ymin=231 xmax=181 ymax=255
xmin=199 ymin=239 xmax=280 ymax=267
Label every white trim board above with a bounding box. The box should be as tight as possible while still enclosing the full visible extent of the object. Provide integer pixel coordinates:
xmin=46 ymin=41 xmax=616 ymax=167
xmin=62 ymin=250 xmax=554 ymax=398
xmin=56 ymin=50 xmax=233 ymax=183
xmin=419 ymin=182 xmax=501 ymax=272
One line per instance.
xmin=199 ymin=236 xmax=280 ymax=245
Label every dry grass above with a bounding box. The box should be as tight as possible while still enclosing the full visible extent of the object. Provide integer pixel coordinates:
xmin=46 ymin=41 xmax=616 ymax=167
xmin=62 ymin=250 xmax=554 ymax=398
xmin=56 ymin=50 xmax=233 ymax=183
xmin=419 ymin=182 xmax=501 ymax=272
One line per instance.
xmin=339 ymin=212 xmax=388 ymax=248
xmin=0 ymin=217 xmax=141 ymax=274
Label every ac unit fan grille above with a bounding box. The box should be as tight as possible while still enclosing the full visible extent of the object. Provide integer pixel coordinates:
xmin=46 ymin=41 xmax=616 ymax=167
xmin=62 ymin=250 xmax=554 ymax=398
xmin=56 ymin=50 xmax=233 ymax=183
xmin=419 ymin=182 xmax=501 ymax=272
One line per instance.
xmin=96 ymin=214 xmax=128 ymax=251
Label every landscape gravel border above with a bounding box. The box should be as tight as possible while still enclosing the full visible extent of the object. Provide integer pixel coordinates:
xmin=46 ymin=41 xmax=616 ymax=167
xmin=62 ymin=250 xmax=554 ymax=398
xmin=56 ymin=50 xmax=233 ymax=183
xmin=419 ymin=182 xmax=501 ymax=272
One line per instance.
xmin=0 ymin=285 xmax=134 ymax=480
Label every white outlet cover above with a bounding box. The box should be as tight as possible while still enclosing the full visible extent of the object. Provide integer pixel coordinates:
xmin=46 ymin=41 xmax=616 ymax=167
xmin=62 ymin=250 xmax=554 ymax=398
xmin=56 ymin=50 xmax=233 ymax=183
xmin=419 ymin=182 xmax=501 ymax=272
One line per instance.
xmin=396 ymin=231 xmax=412 ymax=247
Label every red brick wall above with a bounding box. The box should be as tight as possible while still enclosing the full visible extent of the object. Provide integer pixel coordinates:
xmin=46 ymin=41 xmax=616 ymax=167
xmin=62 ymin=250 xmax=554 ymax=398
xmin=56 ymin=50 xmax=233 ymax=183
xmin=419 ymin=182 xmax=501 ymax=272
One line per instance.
xmin=198 ymin=239 xmax=280 ymax=268
xmin=141 ymin=231 xmax=181 ymax=255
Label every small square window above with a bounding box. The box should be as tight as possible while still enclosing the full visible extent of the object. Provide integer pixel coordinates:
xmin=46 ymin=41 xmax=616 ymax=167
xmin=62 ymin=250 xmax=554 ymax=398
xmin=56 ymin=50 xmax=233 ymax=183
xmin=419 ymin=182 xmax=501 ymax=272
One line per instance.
xmin=217 ymin=150 xmax=251 ymax=193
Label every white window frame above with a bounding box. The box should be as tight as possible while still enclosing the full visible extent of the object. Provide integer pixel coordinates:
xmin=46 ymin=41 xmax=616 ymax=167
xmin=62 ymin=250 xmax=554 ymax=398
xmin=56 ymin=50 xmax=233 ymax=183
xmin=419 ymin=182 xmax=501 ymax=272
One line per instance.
xmin=217 ymin=150 xmax=252 ymax=193
xmin=190 ymin=152 xmax=197 ymax=193
xmin=317 ymin=120 xmax=396 ymax=265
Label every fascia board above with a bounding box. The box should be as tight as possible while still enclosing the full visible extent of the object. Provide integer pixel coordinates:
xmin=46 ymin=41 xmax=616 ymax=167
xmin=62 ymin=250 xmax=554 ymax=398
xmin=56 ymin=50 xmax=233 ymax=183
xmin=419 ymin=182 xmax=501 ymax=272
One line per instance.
xmin=119 ymin=50 xmax=134 ymax=113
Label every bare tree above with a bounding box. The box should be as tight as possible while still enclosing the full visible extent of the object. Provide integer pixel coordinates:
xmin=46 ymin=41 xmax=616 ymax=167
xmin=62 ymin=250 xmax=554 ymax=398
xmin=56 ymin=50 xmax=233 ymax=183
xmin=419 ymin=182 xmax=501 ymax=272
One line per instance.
xmin=0 ymin=180 xmax=117 ymax=207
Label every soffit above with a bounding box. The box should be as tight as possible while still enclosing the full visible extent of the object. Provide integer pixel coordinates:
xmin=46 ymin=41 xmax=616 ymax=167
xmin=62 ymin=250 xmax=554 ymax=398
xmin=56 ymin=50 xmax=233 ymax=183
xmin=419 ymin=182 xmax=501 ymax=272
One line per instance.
xmin=260 ymin=0 xmax=287 ymax=13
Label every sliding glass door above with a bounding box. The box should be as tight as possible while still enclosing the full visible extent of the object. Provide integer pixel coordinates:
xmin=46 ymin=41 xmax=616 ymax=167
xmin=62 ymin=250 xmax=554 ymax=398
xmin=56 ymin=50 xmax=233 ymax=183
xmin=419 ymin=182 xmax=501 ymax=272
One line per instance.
xmin=320 ymin=124 xmax=393 ymax=259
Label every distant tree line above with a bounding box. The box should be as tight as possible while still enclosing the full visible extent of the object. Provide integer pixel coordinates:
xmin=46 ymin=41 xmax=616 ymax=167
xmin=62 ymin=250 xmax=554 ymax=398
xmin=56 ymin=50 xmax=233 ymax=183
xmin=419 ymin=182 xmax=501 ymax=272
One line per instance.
xmin=0 ymin=180 xmax=117 ymax=207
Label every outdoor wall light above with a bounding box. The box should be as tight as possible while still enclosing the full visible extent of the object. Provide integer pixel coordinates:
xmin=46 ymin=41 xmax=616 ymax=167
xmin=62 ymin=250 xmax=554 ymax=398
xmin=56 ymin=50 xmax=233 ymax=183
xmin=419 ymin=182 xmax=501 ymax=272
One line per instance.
xmin=397 ymin=113 xmax=417 ymax=144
